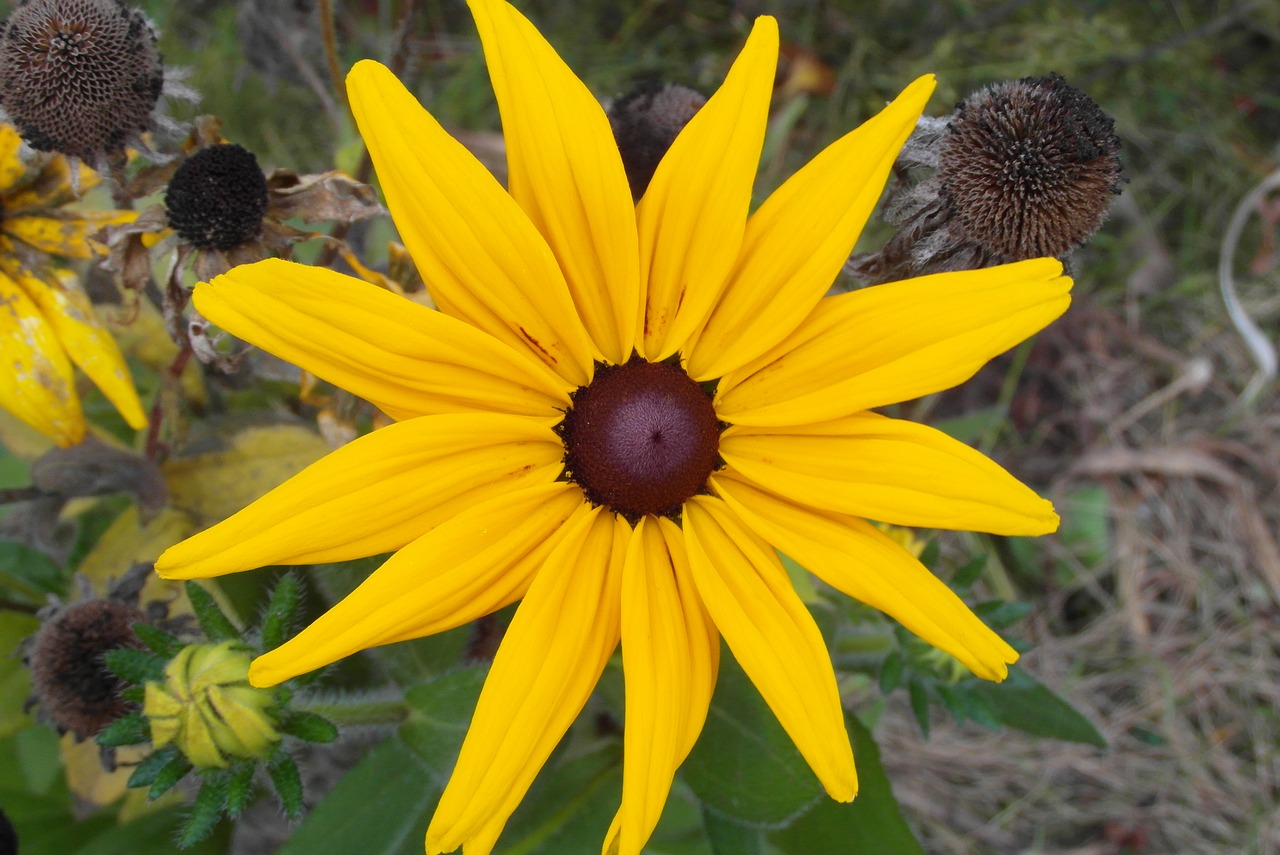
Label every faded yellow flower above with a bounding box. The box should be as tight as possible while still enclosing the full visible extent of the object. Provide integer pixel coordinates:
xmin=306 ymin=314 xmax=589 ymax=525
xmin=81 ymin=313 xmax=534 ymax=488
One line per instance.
xmin=0 ymin=123 xmax=144 ymax=444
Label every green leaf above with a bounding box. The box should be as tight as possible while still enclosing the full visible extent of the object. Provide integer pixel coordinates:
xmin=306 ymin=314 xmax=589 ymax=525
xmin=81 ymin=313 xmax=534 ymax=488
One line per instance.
xmin=950 ymin=555 xmax=987 ymax=592
xmin=133 ymin=622 xmax=185 ymax=659
xmin=972 ymin=600 xmax=1031 ymax=629
xmin=969 ymin=669 xmax=1107 ymax=747
xmin=0 ymin=612 xmax=39 ymax=739
xmin=102 ymin=648 xmax=166 ymax=684
xmin=681 ymin=647 xmax=822 ymax=827
xmin=184 ymin=581 xmax=242 ymax=642
xmin=126 ymin=745 xmax=181 ymax=787
xmin=261 ymin=573 xmax=301 ymax=651
xmin=96 ymin=712 xmax=151 ymax=747
xmin=268 ymin=748 xmax=305 ymax=820
xmin=278 ymin=737 xmax=437 ymax=855
xmin=907 ymin=681 xmax=931 ymax=739
xmin=178 ymin=773 xmax=228 ymax=848
xmin=277 ymin=710 xmax=339 ymax=744
xmin=225 ymin=761 xmax=256 ymax=818
xmin=495 ymin=739 xmax=622 ymax=855
xmin=0 ymin=538 xmax=66 ymax=600
xmin=878 ymin=651 xmax=905 ymax=694
xmin=770 ymin=713 xmax=925 ymax=855
xmin=399 ymin=667 xmax=487 ymax=780
xmin=703 ymin=807 xmax=764 ymax=855
xmin=917 ymin=538 xmax=941 ymax=571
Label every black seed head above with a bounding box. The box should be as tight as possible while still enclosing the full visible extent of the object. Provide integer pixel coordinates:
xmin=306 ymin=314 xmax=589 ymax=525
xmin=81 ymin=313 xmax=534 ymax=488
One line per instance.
xmin=936 ymin=73 xmax=1123 ymax=261
xmin=165 ymin=143 xmax=270 ymax=251
xmin=608 ymin=81 xmax=706 ymax=202
xmin=558 ymin=357 xmax=720 ymax=522
xmin=0 ymin=0 xmax=163 ymax=160
xmin=26 ymin=598 xmax=144 ymax=738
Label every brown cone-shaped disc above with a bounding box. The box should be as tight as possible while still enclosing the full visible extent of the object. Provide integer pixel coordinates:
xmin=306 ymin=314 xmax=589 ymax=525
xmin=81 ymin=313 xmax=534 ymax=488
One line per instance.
xmin=559 ymin=357 xmax=719 ymax=521
xmin=166 ymin=143 xmax=270 ymax=251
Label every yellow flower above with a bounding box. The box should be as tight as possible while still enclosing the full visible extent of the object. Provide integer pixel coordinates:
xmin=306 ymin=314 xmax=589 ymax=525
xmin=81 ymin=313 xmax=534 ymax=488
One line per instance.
xmin=156 ymin=1 xmax=1070 ymax=852
xmin=0 ymin=123 xmax=144 ymax=445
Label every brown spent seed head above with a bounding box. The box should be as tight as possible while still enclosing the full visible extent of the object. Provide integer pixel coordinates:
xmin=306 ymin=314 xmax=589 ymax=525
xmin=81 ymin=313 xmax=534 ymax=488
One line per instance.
xmin=936 ymin=73 xmax=1123 ymax=261
xmin=608 ymin=81 xmax=706 ymax=202
xmin=165 ymin=143 xmax=270 ymax=251
xmin=26 ymin=597 xmax=145 ymax=738
xmin=0 ymin=0 xmax=163 ymax=161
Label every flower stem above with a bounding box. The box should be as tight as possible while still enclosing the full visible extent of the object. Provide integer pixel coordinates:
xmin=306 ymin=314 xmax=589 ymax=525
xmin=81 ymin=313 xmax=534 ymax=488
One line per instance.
xmin=294 ymin=697 xmax=407 ymax=727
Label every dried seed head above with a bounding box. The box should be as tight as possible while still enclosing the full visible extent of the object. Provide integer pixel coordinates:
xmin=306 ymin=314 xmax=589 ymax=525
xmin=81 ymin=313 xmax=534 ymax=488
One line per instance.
xmin=0 ymin=0 xmax=163 ymax=161
xmin=608 ymin=81 xmax=706 ymax=201
xmin=846 ymin=74 xmax=1123 ymax=285
xmin=26 ymin=598 xmax=145 ymax=738
xmin=165 ymin=143 xmax=270 ymax=251
xmin=937 ymin=73 xmax=1123 ymax=260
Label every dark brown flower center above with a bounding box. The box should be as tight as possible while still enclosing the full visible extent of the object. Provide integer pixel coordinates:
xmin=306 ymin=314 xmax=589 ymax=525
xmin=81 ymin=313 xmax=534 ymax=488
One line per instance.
xmin=165 ymin=143 xmax=270 ymax=251
xmin=557 ymin=356 xmax=720 ymax=522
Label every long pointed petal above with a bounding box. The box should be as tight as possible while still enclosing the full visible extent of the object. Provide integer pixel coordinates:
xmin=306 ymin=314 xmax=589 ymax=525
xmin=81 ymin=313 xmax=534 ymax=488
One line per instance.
xmin=716 ymin=258 xmax=1071 ymax=425
xmin=155 ymin=414 xmax=563 ymax=579
xmin=686 ymin=76 xmax=936 ymax=379
xmin=3 ymin=210 xmax=135 ymax=260
xmin=713 ymin=473 xmax=1018 ymax=681
xmin=347 ymin=59 xmax=595 ymax=385
xmin=14 ymin=268 xmax=146 ymax=429
xmin=683 ymin=496 xmax=856 ymax=801
xmin=426 ymin=509 xmax=627 ymax=853
xmin=0 ymin=270 xmax=82 ymax=445
xmin=720 ymin=411 xmax=1058 ymax=535
xmin=193 ymin=258 xmax=571 ymax=422
xmin=469 ymin=0 xmax=639 ymax=364
xmin=0 ymin=125 xmax=25 ymax=194
xmin=636 ymin=18 xmax=777 ymax=361
xmin=604 ymin=517 xmax=719 ymax=855
xmin=249 ymin=483 xmax=586 ymax=686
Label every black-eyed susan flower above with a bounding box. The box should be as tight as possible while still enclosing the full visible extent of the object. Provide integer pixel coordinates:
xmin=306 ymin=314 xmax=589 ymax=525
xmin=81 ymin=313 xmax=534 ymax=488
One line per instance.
xmin=0 ymin=122 xmax=144 ymax=444
xmin=155 ymin=1 xmax=1072 ymax=852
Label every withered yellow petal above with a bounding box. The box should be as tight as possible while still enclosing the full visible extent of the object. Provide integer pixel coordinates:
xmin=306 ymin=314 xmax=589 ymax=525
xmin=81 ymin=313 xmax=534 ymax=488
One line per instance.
xmin=686 ymin=75 xmax=936 ymax=379
xmin=637 ymin=17 xmax=777 ymax=361
xmin=13 ymin=268 xmax=146 ymax=429
xmin=249 ymin=483 xmax=587 ymax=687
xmin=0 ymin=271 xmax=83 ymax=445
xmin=713 ymin=473 xmax=1018 ymax=681
xmin=683 ymin=496 xmax=856 ymax=801
xmin=427 ymin=509 xmax=627 ymax=853
xmin=155 ymin=414 xmax=563 ymax=579
xmin=721 ymin=411 xmax=1059 ymax=535
xmin=605 ymin=517 xmax=718 ymax=855
xmin=716 ymin=258 xmax=1071 ymax=425
xmin=346 ymin=59 xmax=594 ymax=385
xmin=193 ymin=258 xmax=571 ymax=422
xmin=3 ymin=210 xmax=135 ymax=260
xmin=469 ymin=0 xmax=639 ymax=364
xmin=0 ymin=125 xmax=25 ymax=194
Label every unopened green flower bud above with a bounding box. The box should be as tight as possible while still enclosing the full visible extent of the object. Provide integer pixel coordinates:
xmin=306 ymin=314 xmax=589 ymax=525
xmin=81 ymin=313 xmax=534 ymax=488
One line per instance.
xmin=144 ymin=641 xmax=279 ymax=769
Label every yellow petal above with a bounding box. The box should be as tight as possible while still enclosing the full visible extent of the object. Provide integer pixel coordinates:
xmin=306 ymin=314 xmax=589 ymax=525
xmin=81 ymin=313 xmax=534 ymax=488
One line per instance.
xmin=193 ymin=258 xmax=571 ymax=422
xmin=13 ymin=268 xmax=146 ymax=429
xmin=0 ymin=270 xmax=83 ymax=445
xmin=604 ymin=516 xmax=718 ymax=855
xmin=346 ymin=59 xmax=594 ymax=385
xmin=720 ymin=411 xmax=1059 ymax=535
xmin=248 ymin=483 xmax=587 ymax=687
xmin=716 ymin=258 xmax=1071 ymax=425
xmin=469 ymin=0 xmax=639 ymax=364
xmin=0 ymin=125 xmax=26 ymax=194
xmin=427 ymin=509 xmax=627 ymax=853
xmin=636 ymin=18 xmax=778 ymax=361
xmin=712 ymin=473 xmax=1018 ymax=681
xmin=1 ymin=152 xmax=100 ymax=213
xmin=683 ymin=496 xmax=856 ymax=801
xmin=3 ymin=210 xmax=135 ymax=260
xmin=154 ymin=413 xmax=563 ymax=579
xmin=686 ymin=76 xmax=936 ymax=379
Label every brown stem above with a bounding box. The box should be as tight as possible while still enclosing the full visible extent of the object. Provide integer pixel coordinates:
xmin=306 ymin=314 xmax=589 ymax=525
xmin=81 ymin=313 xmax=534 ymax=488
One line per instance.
xmin=144 ymin=344 xmax=194 ymax=463
xmin=0 ymin=597 xmax=40 ymax=615
xmin=317 ymin=0 xmax=349 ymax=114
xmin=0 ymin=486 xmax=43 ymax=505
